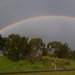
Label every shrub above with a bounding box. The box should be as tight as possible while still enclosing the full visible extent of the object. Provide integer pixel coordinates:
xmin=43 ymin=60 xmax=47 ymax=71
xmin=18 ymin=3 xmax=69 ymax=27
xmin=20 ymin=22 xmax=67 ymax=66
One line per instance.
xmin=42 ymin=56 xmax=50 ymax=61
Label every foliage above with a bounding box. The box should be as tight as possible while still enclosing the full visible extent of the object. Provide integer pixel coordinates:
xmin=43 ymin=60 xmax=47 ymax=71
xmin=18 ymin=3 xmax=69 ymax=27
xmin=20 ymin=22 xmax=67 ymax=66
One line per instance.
xmin=0 ymin=34 xmax=7 ymax=50
xmin=47 ymin=41 xmax=71 ymax=58
xmin=42 ymin=56 xmax=50 ymax=61
xmin=71 ymin=50 xmax=75 ymax=60
xmin=28 ymin=38 xmax=45 ymax=65
xmin=0 ymin=33 xmax=75 ymax=61
xmin=42 ymin=48 xmax=48 ymax=56
xmin=5 ymin=34 xmax=28 ymax=60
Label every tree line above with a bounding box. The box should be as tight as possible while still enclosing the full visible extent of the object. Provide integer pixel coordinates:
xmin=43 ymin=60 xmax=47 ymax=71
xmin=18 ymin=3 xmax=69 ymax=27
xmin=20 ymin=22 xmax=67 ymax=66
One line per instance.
xmin=0 ymin=34 xmax=75 ymax=61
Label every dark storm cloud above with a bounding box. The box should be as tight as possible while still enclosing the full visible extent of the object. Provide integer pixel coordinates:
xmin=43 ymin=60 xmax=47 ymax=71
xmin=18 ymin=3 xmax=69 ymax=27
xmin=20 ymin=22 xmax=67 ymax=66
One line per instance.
xmin=0 ymin=0 xmax=75 ymax=49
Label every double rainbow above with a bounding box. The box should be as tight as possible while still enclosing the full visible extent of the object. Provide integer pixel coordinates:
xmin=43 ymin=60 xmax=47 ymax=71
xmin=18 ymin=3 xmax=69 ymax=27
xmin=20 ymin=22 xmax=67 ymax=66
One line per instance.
xmin=0 ymin=15 xmax=75 ymax=33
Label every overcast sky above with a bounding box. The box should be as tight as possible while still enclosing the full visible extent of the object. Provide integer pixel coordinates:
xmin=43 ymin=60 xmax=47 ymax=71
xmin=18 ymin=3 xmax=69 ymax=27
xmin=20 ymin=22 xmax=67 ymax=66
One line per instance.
xmin=0 ymin=0 xmax=75 ymax=49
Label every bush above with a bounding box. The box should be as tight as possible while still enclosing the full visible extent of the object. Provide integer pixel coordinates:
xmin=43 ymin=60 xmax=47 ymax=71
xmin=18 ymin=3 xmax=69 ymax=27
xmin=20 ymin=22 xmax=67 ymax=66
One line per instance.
xmin=41 ymin=56 xmax=51 ymax=65
xmin=42 ymin=56 xmax=50 ymax=61
xmin=64 ymin=61 xmax=70 ymax=66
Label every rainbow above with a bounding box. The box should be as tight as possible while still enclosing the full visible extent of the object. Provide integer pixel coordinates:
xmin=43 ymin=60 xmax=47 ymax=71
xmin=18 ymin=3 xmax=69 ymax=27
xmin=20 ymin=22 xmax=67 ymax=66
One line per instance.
xmin=0 ymin=15 xmax=75 ymax=33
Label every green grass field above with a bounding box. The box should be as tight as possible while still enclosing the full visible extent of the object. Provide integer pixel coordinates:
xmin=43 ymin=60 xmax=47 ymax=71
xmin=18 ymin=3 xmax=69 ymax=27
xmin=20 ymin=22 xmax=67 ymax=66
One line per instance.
xmin=0 ymin=56 xmax=75 ymax=72
xmin=6 ymin=71 xmax=75 ymax=75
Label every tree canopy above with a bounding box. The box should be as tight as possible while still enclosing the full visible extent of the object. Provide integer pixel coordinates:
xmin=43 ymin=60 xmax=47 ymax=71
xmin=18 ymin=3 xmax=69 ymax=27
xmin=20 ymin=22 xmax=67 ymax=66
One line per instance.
xmin=0 ymin=34 xmax=75 ymax=61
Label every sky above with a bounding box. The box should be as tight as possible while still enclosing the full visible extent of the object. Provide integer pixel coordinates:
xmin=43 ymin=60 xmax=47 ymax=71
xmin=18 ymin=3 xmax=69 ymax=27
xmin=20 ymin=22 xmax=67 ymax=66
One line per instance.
xmin=0 ymin=0 xmax=75 ymax=49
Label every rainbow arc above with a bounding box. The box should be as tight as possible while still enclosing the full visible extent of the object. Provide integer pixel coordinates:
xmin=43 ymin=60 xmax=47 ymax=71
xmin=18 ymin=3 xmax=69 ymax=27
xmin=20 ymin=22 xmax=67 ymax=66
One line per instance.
xmin=0 ymin=15 xmax=75 ymax=33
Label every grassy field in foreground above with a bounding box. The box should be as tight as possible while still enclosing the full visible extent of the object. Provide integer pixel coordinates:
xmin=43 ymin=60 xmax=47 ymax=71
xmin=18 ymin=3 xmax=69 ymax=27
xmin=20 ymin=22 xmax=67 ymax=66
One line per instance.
xmin=6 ymin=71 xmax=75 ymax=75
xmin=0 ymin=56 xmax=75 ymax=72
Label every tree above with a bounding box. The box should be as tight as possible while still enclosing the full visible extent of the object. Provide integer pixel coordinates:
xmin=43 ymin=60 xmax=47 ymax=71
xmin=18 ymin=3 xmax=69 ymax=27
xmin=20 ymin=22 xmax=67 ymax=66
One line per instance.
xmin=5 ymin=34 xmax=28 ymax=60
xmin=0 ymin=34 xmax=3 ymax=50
xmin=28 ymin=38 xmax=45 ymax=64
xmin=29 ymin=38 xmax=45 ymax=56
xmin=57 ymin=43 xmax=71 ymax=58
xmin=0 ymin=34 xmax=8 ymax=56
xmin=47 ymin=41 xmax=62 ymax=57
xmin=72 ymin=50 xmax=75 ymax=60
xmin=0 ymin=34 xmax=4 ymax=50
xmin=2 ymin=37 xmax=8 ymax=56
xmin=47 ymin=41 xmax=70 ymax=58
xmin=42 ymin=48 xmax=48 ymax=56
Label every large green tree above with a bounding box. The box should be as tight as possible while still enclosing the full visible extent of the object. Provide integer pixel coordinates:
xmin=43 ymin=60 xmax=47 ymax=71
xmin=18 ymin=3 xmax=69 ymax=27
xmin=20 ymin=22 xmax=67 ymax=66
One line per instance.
xmin=5 ymin=34 xmax=28 ymax=60
xmin=28 ymin=38 xmax=45 ymax=64
xmin=47 ymin=41 xmax=70 ymax=58
xmin=0 ymin=34 xmax=7 ymax=53
xmin=47 ymin=41 xmax=62 ymax=57
xmin=0 ymin=34 xmax=4 ymax=50
xmin=71 ymin=50 xmax=75 ymax=60
xmin=57 ymin=43 xmax=71 ymax=58
xmin=29 ymin=38 xmax=45 ymax=55
xmin=0 ymin=34 xmax=3 ymax=50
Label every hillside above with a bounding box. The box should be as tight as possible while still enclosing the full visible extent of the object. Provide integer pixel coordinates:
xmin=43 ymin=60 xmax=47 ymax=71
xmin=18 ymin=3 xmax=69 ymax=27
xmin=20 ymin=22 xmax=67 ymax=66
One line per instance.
xmin=0 ymin=56 xmax=75 ymax=72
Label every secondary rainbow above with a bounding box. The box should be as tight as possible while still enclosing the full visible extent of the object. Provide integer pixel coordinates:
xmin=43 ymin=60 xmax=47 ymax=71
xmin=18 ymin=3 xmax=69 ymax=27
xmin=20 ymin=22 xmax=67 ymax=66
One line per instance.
xmin=0 ymin=15 xmax=75 ymax=33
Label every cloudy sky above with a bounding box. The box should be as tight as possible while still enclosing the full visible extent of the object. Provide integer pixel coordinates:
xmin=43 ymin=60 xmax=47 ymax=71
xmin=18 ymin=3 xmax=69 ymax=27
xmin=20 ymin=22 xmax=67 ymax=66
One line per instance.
xmin=0 ymin=0 xmax=75 ymax=49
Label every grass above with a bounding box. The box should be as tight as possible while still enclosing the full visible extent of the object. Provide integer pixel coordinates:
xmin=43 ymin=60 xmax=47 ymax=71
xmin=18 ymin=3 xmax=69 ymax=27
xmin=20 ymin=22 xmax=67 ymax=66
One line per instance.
xmin=0 ymin=56 xmax=75 ymax=72
xmin=5 ymin=71 xmax=75 ymax=75
xmin=0 ymin=56 xmax=52 ymax=72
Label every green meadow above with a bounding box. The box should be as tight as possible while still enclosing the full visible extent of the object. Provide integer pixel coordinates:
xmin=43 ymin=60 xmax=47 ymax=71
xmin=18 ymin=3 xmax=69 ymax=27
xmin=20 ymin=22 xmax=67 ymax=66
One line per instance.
xmin=0 ymin=56 xmax=75 ymax=72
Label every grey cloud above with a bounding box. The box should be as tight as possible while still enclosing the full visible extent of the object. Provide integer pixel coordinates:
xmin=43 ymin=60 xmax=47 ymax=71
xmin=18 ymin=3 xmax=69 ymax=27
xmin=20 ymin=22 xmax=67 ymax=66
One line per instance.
xmin=0 ymin=0 xmax=75 ymax=49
